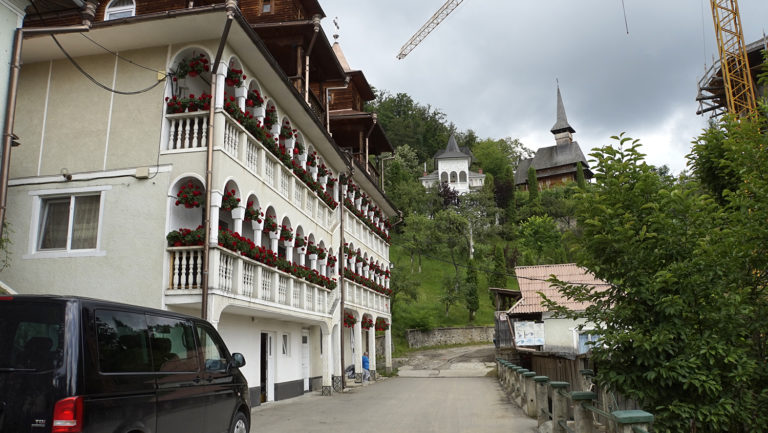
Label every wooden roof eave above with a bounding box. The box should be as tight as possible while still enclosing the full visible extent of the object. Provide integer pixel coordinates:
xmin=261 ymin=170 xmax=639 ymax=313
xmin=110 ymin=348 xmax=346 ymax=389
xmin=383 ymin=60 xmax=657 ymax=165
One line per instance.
xmin=251 ymin=21 xmax=346 ymax=82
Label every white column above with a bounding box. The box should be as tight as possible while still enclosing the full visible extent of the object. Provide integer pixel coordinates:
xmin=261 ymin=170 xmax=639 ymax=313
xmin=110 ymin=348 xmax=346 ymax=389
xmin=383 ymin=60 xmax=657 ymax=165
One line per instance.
xmin=269 ymin=232 xmax=278 ymax=252
xmin=231 ymin=206 xmax=245 ymax=235
xmin=297 ymin=252 xmax=306 ymax=267
xmin=285 ymin=243 xmax=293 ymax=262
xmin=384 ymin=327 xmax=392 ymax=374
xmin=368 ymin=322 xmax=377 ymax=378
xmin=209 ymin=191 xmax=222 ymax=244
xmin=214 ymin=62 xmax=226 ymax=110
xmin=322 ymin=328 xmax=333 ymax=396
xmin=353 ymin=318 xmax=363 ymax=382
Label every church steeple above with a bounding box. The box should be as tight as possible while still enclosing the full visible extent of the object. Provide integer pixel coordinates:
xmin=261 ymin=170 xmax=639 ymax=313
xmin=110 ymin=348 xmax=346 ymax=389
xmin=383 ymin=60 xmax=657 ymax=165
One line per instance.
xmin=550 ymin=85 xmax=575 ymax=146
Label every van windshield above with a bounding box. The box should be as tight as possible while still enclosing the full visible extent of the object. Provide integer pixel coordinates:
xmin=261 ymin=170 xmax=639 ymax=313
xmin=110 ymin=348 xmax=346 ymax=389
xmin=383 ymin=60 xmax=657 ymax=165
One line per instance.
xmin=0 ymin=301 xmax=64 ymax=371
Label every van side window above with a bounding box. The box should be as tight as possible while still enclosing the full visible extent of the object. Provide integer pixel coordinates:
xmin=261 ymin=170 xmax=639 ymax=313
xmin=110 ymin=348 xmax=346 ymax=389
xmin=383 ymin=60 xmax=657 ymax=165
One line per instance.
xmin=196 ymin=324 xmax=228 ymax=372
xmin=0 ymin=302 xmax=64 ymax=371
xmin=95 ymin=310 xmax=151 ymax=372
xmin=147 ymin=316 xmax=199 ymax=372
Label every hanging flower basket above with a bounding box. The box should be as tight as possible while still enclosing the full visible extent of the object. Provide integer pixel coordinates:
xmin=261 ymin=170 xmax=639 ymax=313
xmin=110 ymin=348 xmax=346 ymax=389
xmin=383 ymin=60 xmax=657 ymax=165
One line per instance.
xmin=175 ymin=182 xmax=204 ymax=208
xmin=343 ymin=312 xmax=357 ymax=328
xmin=279 ymin=225 xmax=293 ymax=242
xmin=306 ymin=242 xmax=318 ymax=255
xmin=264 ymin=106 xmax=278 ymax=130
xmin=225 ymin=67 xmax=245 ymax=87
xmin=244 ymin=202 xmax=262 ymax=223
xmin=375 ymin=318 xmax=389 ymax=331
xmin=326 ymin=254 xmax=336 ymax=268
xmin=221 ymin=189 xmax=240 ymax=211
xmin=295 ymin=236 xmax=306 ymax=248
xmin=262 ymin=215 xmax=278 ymax=233
xmin=245 ymin=89 xmax=264 ymax=108
xmin=317 ymin=248 xmax=327 ymax=260
xmin=174 ymin=53 xmax=210 ymax=79
xmin=361 ymin=317 xmax=374 ymax=330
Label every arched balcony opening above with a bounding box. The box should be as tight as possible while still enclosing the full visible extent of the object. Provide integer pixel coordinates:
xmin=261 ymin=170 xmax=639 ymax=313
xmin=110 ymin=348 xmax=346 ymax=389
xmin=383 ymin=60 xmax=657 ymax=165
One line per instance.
xmin=278 ymin=216 xmax=293 ymax=258
xmin=262 ymin=206 xmax=278 ymax=249
xmin=168 ymin=176 xmax=205 ymax=242
xmin=264 ymin=100 xmax=279 ymax=138
xmin=459 ymin=171 xmax=467 ymax=182
xmin=243 ymin=194 xmax=263 ymax=241
xmin=450 ymin=171 xmax=458 ymax=183
xmin=218 ymin=181 xmax=241 ymax=233
xmin=224 ymin=57 xmax=246 ymax=98
xmin=294 ymin=226 xmax=306 ymax=265
xmin=440 ymin=172 xmax=448 ymax=183
xmin=245 ymin=82 xmax=265 ymax=121
xmin=327 ymin=247 xmax=336 ymax=277
xmin=164 ymin=49 xmax=212 ymax=151
xmin=279 ymin=117 xmax=298 ymax=157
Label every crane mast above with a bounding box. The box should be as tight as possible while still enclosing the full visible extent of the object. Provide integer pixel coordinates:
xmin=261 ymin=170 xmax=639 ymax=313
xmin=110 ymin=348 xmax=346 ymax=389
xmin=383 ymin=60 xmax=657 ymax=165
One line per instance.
xmin=710 ymin=0 xmax=757 ymax=116
xmin=397 ymin=0 xmax=464 ymax=59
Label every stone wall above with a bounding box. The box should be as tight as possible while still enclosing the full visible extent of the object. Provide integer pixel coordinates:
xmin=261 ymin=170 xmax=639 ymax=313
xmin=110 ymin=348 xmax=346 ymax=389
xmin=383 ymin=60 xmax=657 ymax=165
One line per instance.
xmin=406 ymin=326 xmax=494 ymax=349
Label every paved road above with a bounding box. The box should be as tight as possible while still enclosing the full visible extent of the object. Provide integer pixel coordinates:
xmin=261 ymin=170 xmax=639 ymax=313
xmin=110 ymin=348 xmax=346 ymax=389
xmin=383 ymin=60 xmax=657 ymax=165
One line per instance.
xmin=250 ymin=376 xmax=537 ymax=433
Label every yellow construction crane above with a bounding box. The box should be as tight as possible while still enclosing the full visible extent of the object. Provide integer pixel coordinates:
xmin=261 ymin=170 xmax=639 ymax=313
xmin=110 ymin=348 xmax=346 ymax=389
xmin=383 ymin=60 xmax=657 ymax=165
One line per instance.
xmin=710 ymin=0 xmax=757 ymax=116
xmin=396 ymin=0 xmax=464 ymax=60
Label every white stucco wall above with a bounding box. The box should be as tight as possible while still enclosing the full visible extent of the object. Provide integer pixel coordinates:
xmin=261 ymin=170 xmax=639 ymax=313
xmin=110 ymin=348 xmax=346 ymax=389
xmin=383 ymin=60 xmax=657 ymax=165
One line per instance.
xmin=543 ymin=316 xmax=589 ymax=354
xmin=0 ymin=0 xmax=26 ymax=135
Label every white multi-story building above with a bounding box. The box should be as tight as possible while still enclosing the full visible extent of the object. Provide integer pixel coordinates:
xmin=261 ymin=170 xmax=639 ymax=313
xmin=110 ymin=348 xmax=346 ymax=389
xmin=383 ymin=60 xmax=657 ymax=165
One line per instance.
xmin=1 ymin=0 xmax=394 ymax=404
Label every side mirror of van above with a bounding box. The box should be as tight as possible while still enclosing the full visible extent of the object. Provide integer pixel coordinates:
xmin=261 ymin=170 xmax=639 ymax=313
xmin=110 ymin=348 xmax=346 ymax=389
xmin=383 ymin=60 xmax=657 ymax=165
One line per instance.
xmin=231 ymin=352 xmax=246 ymax=368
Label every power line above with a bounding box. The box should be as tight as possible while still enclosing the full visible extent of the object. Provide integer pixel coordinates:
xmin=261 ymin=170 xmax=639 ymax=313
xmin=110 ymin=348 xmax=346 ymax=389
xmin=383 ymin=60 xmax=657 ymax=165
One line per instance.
xmin=79 ymin=32 xmax=166 ymax=75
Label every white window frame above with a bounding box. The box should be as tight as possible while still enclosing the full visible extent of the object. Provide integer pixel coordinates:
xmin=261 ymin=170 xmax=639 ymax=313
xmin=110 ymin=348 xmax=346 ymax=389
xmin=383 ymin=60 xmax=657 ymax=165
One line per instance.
xmin=105 ymin=0 xmax=136 ymax=20
xmin=26 ymin=186 xmax=110 ymax=259
xmin=281 ymin=333 xmax=290 ymax=356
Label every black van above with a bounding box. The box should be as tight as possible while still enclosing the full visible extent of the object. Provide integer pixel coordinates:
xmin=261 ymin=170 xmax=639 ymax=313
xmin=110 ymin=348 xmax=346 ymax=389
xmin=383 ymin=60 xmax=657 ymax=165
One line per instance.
xmin=0 ymin=295 xmax=250 ymax=433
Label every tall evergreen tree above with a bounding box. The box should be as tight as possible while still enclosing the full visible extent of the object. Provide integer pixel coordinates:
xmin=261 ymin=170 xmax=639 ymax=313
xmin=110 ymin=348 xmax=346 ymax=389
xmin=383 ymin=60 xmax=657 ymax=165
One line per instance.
xmin=464 ymin=259 xmax=479 ymax=321
xmin=527 ymin=166 xmax=539 ymax=203
xmin=576 ymin=161 xmax=586 ymax=189
xmin=488 ymin=245 xmax=507 ymax=289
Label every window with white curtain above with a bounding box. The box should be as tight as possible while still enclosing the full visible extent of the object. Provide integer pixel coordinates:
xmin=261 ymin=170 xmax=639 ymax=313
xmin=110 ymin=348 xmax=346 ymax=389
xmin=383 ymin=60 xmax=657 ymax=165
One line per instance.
xmin=105 ymin=0 xmax=135 ymax=20
xmin=38 ymin=195 xmax=101 ymax=251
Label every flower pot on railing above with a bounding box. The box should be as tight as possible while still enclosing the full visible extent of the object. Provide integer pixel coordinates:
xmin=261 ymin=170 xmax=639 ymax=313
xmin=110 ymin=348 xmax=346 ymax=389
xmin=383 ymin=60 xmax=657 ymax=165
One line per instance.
xmin=252 ymin=220 xmax=263 ymax=231
xmin=284 ymin=136 xmax=295 ymax=150
xmin=308 ymin=253 xmax=318 ymax=261
xmin=347 ymin=191 xmax=354 ymax=201
xmin=318 ymin=175 xmax=327 ymax=189
xmin=361 ymin=204 xmax=368 ymax=215
xmin=234 ymin=86 xmax=247 ymax=99
xmin=309 ymin=165 xmax=318 ymax=181
xmin=354 ymin=198 xmax=361 ymax=209
xmin=269 ymin=231 xmax=279 ymax=240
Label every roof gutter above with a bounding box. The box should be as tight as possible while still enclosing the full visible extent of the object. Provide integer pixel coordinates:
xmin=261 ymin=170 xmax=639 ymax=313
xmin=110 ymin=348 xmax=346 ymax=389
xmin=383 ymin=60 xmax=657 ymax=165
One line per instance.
xmin=0 ymin=3 xmax=97 ymax=241
xmin=201 ymin=0 xmax=238 ymax=320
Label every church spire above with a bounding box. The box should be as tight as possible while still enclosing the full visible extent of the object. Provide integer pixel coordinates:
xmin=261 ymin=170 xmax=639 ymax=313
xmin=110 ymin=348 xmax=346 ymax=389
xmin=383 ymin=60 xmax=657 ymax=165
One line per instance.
xmin=550 ymin=84 xmax=575 ymax=145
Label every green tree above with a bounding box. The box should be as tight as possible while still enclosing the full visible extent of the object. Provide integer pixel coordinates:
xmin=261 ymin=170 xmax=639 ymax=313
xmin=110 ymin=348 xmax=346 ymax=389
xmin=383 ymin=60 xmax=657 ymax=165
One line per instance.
xmin=488 ymin=245 xmax=507 ymax=289
xmin=464 ymin=259 xmax=479 ymax=321
xmin=542 ymin=129 xmax=768 ymax=432
xmin=402 ymin=213 xmax=431 ymax=273
xmin=527 ymin=166 xmax=539 ymax=203
xmin=576 ymin=161 xmax=586 ymax=189
xmin=519 ymin=215 xmax=563 ymax=265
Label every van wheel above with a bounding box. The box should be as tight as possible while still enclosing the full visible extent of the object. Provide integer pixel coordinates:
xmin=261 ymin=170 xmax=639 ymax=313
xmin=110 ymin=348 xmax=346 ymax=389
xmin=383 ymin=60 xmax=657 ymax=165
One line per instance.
xmin=230 ymin=412 xmax=248 ymax=433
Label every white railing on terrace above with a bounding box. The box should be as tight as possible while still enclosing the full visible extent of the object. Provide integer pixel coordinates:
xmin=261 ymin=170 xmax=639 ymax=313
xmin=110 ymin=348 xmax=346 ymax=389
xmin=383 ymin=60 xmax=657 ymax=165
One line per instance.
xmin=344 ymin=279 xmax=390 ymax=315
xmin=166 ymin=246 xmax=333 ymax=316
xmin=166 ymin=111 xmax=209 ymax=150
xmin=223 ymin=116 xmax=240 ymax=157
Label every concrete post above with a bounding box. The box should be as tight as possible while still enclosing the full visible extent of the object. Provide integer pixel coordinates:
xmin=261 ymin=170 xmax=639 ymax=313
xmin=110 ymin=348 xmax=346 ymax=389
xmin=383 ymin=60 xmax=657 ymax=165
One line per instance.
xmin=523 ymin=372 xmax=537 ymax=417
xmin=367 ymin=325 xmax=376 ymax=380
xmin=384 ymin=328 xmax=392 ymax=374
xmin=612 ymin=410 xmax=653 ymax=433
xmin=353 ymin=319 xmax=363 ymax=382
xmin=516 ymin=369 xmax=529 ymax=405
xmin=550 ymin=381 xmax=569 ymax=433
xmin=321 ymin=329 xmax=333 ymax=396
xmin=571 ymin=391 xmax=597 ymax=433
xmin=534 ymin=376 xmax=550 ymax=426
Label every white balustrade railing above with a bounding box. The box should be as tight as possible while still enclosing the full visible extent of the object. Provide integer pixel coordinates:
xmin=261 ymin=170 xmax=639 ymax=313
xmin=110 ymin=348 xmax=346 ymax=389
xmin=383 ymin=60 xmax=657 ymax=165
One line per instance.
xmin=246 ymin=137 xmax=259 ymax=173
xmin=223 ymin=116 xmax=240 ymax=156
xmin=166 ymin=246 xmax=333 ymax=316
xmin=166 ymin=111 xmax=208 ymax=150
xmin=342 ymin=278 xmax=390 ymax=315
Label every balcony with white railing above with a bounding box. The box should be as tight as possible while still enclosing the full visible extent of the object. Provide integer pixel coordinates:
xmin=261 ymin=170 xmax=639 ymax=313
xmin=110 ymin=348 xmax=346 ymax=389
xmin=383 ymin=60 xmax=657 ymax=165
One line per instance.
xmin=344 ymin=279 xmax=390 ymax=316
xmin=165 ymin=245 xmax=336 ymax=319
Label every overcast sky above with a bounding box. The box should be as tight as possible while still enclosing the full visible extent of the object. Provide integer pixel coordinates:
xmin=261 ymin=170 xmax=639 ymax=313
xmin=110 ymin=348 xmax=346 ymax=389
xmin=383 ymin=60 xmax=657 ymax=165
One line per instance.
xmin=320 ymin=0 xmax=768 ymax=173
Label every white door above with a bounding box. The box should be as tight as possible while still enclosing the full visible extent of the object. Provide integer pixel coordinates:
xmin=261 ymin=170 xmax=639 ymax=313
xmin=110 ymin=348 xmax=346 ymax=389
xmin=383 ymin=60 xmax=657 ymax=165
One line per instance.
xmin=267 ymin=333 xmax=275 ymax=402
xmin=302 ymin=330 xmax=310 ymax=391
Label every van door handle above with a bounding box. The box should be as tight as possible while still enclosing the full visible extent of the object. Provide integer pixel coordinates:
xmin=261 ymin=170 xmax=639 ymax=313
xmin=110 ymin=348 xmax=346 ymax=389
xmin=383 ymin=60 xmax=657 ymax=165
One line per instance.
xmin=193 ymin=376 xmax=201 ymax=384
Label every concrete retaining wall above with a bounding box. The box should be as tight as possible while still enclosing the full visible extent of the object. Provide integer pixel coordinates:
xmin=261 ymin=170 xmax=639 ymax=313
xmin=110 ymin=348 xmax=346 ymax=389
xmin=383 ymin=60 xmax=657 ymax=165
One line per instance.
xmin=406 ymin=326 xmax=494 ymax=349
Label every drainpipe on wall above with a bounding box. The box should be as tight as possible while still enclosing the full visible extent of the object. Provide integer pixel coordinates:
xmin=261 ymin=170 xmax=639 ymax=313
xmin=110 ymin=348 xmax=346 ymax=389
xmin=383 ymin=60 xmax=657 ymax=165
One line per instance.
xmin=0 ymin=2 xmax=96 ymax=241
xmin=201 ymin=0 xmax=238 ymax=320
xmin=304 ymin=14 xmax=321 ymax=103
xmin=338 ymin=160 xmax=354 ymax=390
